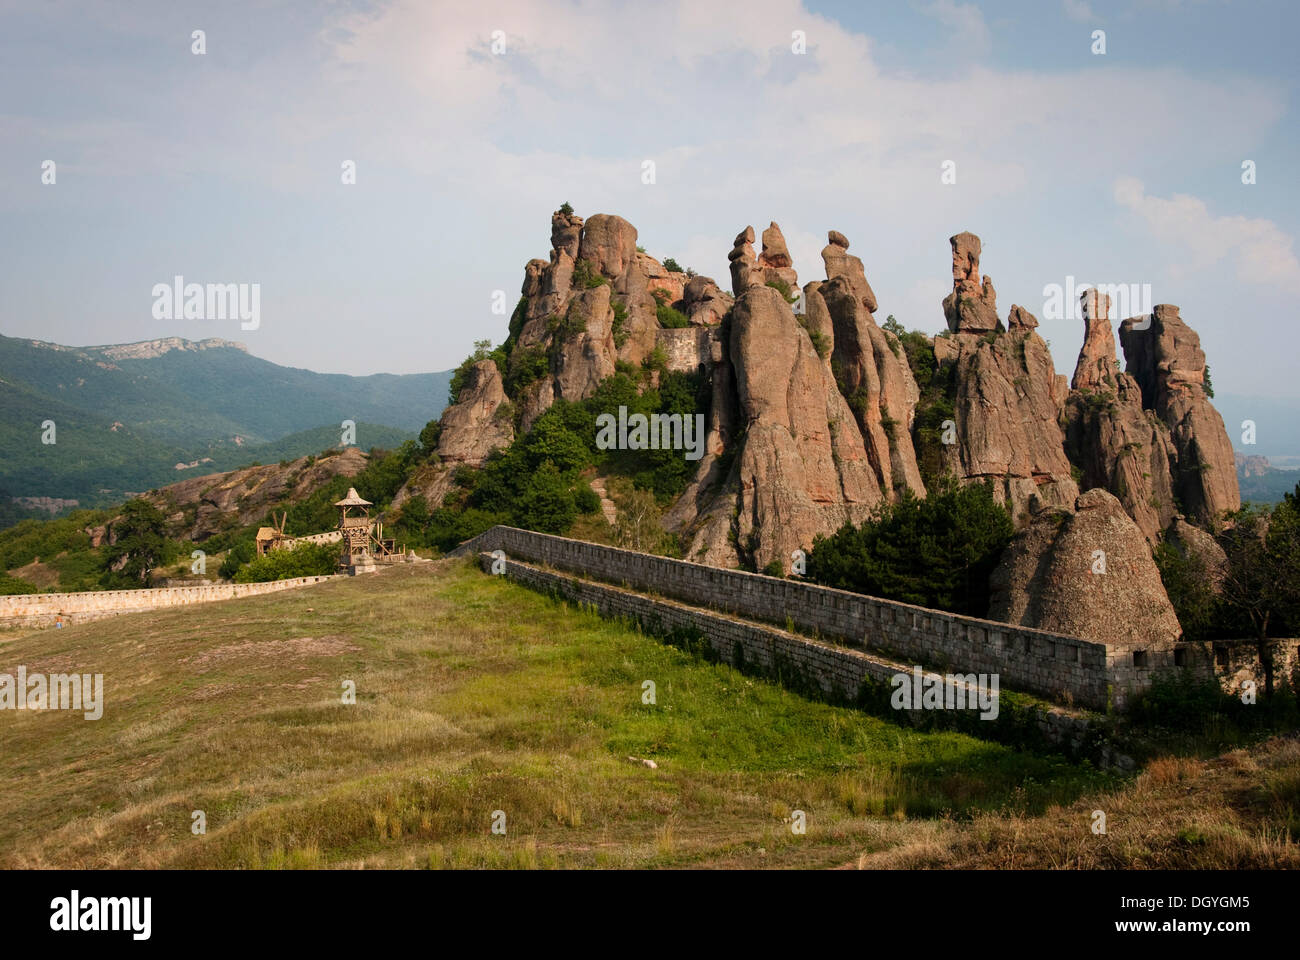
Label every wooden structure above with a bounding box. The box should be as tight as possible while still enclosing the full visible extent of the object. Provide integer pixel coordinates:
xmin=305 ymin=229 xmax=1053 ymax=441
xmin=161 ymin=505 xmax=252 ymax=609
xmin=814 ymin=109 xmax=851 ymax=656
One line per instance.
xmin=335 ymin=487 xmax=375 ymax=573
xmin=255 ymin=512 xmax=290 ymax=558
xmin=334 ymin=487 xmax=408 ymax=574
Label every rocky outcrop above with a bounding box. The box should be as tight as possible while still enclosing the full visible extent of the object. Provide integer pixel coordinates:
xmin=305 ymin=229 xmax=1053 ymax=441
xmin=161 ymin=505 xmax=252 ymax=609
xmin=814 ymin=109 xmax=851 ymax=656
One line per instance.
xmin=988 ymin=488 xmax=1183 ymax=649
xmin=728 ymin=225 xmax=758 ymax=295
xmin=393 ymin=360 xmax=516 ymax=514
xmin=550 ymin=209 xmax=583 ymax=260
xmin=505 ymin=208 xmax=670 ymax=433
xmin=424 ymin=208 xmax=1235 ymax=622
xmin=1167 ymin=516 xmax=1228 ymax=589
xmin=143 ymin=447 xmax=370 ymax=542
xmin=578 ymin=213 xmax=638 ymax=280
xmin=937 ymin=330 xmax=1078 ymax=524
xmin=814 ymin=236 xmax=925 ymax=498
xmin=640 ymin=252 xmax=685 ymax=305
xmin=941 ymin=232 xmax=998 ymax=334
xmin=820 ymin=230 xmax=877 ymax=314
xmin=755 ymin=222 xmax=799 ymax=293
xmin=686 ymin=284 xmax=883 ymax=571
xmin=1119 ymin=304 xmax=1240 ymax=527
xmin=1064 ymin=291 xmax=1178 ymax=542
xmin=435 ymin=360 xmax=514 ymax=466
xmin=680 ymin=275 xmax=732 ymax=326
xmin=553 ymin=286 xmax=617 ymax=401
xmin=395 ymin=359 xmax=517 ymax=512
xmin=1236 ymin=453 xmax=1271 ymax=478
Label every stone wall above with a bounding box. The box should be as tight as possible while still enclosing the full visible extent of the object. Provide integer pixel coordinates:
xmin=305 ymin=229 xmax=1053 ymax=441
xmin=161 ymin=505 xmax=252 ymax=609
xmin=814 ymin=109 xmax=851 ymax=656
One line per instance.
xmin=286 ymin=530 xmax=343 ymax=548
xmin=456 ymin=526 xmax=1130 ymax=708
xmin=480 ymin=551 xmax=1132 ymax=769
xmin=0 ymin=576 xmax=336 ymax=628
xmin=1211 ymin=638 xmax=1300 ymax=695
xmin=654 ymin=326 xmax=712 ymax=374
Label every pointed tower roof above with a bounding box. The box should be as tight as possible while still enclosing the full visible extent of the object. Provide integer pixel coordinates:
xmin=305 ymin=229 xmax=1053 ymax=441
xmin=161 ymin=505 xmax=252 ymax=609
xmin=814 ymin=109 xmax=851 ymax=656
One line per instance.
xmin=334 ymin=487 xmax=372 ymax=507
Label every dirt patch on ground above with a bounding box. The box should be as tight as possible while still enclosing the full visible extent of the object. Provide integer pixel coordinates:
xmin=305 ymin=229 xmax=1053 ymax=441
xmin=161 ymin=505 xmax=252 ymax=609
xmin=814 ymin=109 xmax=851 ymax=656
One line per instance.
xmin=183 ymin=636 xmax=357 ymax=671
xmin=9 ymin=560 xmax=60 ymax=591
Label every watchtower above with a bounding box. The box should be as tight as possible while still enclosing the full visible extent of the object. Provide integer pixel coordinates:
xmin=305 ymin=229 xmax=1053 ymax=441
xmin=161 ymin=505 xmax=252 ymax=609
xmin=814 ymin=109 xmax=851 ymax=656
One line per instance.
xmin=335 ymin=487 xmax=376 ymax=574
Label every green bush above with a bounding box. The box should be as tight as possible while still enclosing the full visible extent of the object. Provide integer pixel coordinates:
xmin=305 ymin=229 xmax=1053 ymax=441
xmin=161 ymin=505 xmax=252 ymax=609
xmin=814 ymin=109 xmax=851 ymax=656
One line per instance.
xmin=504 ymin=346 xmax=550 ymax=396
xmin=232 ymin=542 xmax=339 ymax=583
xmin=0 ymin=573 xmax=39 ymax=595
xmin=655 ymin=303 xmax=690 ymax=328
xmin=806 ymin=477 xmax=1014 ymax=616
xmin=611 ymin=299 xmax=629 ymax=348
xmin=573 ymin=259 xmax=608 ymax=290
xmin=219 ymin=539 xmax=255 ymax=580
xmin=662 ymin=258 xmax=683 ymax=273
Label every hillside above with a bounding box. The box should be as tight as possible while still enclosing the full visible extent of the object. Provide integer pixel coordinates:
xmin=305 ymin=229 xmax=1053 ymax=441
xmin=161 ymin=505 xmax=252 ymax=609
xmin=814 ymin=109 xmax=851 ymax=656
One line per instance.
xmin=1236 ymin=453 xmax=1300 ymax=505
xmin=1 ymin=559 xmax=1293 ymax=869
xmin=0 ymin=334 xmax=449 ymax=508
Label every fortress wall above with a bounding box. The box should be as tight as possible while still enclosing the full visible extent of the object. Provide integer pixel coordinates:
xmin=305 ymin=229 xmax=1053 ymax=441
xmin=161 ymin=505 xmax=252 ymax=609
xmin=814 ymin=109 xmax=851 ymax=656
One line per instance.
xmin=288 ymin=531 xmax=343 ymax=547
xmin=459 ymin=526 xmax=1122 ymax=708
xmin=0 ymin=576 xmax=336 ymax=628
xmin=481 ymin=551 xmax=1132 ymax=768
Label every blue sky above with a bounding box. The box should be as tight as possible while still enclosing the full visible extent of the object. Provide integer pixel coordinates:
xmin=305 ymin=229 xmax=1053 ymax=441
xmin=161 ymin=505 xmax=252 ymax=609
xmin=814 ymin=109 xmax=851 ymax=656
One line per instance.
xmin=2 ymin=0 xmax=1297 ymax=414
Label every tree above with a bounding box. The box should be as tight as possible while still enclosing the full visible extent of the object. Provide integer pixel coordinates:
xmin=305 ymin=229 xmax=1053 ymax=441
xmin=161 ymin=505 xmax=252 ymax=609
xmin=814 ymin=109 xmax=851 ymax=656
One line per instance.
xmin=418 ymin=419 xmax=442 ymax=455
xmin=805 ymin=477 xmax=1014 ymax=616
xmin=233 ymin=542 xmax=339 ymax=583
xmin=1219 ymin=507 xmax=1281 ymax=696
xmin=612 ymin=481 xmax=666 ymax=554
xmin=1153 ymin=541 xmax=1221 ymax=643
xmin=101 ymin=498 xmax=169 ymax=587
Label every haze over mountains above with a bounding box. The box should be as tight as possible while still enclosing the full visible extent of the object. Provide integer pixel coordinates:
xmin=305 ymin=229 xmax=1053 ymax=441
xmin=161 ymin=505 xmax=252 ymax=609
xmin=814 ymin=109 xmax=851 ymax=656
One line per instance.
xmin=0 ymin=333 xmax=452 ymax=508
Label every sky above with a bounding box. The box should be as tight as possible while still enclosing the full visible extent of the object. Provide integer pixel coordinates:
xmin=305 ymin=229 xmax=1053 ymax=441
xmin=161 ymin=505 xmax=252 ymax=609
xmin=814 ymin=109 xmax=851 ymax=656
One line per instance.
xmin=2 ymin=0 xmax=1298 ymax=408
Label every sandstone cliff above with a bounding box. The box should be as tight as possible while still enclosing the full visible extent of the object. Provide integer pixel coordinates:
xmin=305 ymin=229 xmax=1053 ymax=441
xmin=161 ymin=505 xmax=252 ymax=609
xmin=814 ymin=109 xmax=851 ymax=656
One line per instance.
xmin=1064 ymin=290 xmax=1178 ymax=542
xmin=927 ymin=234 xmax=1078 ymax=525
xmin=1119 ymin=304 xmax=1240 ymax=526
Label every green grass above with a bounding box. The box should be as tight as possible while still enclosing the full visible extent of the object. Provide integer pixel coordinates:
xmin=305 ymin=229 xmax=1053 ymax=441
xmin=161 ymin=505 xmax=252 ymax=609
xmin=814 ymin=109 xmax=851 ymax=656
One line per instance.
xmin=0 ymin=559 xmax=1120 ymax=869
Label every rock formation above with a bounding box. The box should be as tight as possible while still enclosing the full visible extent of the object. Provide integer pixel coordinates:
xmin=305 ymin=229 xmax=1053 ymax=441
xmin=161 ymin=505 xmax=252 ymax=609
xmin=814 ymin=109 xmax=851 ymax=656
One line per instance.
xmin=434 ymin=360 xmax=514 ymax=465
xmin=680 ymin=275 xmax=731 ymax=327
xmin=755 ymin=222 xmax=799 ymax=293
xmin=415 ymin=209 xmax=1238 ymax=648
xmin=1167 ymin=516 xmax=1229 ymax=589
xmin=1064 ymin=291 xmax=1178 ymax=542
xmin=144 ymin=447 xmax=369 ymax=542
xmin=988 ymin=488 xmax=1183 ymax=649
xmin=1119 ymin=304 xmax=1240 ymax=527
xmin=925 ymin=234 xmax=1078 ymax=524
xmin=821 ymin=229 xmax=878 ymax=314
xmin=941 ymin=231 xmax=998 ymax=334
xmin=394 ymin=360 xmax=515 ymax=513
xmin=728 ymin=225 xmax=758 ymax=295
xmin=812 ymin=231 xmax=925 ymax=498
xmin=683 ymin=283 xmax=884 ymax=571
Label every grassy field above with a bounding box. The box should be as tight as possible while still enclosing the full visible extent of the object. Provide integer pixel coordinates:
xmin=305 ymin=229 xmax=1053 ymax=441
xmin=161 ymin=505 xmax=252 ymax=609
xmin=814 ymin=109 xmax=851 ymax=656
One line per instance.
xmin=0 ymin=559 xmax=1295 ymax=869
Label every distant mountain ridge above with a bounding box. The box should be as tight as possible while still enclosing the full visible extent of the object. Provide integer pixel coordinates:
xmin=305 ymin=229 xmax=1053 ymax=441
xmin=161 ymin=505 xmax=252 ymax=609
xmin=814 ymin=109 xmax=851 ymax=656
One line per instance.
xmin=1235 ymin=452 xmax=1300 ymax=505
xmin=0 ymin=333 xmax=452 ymax=509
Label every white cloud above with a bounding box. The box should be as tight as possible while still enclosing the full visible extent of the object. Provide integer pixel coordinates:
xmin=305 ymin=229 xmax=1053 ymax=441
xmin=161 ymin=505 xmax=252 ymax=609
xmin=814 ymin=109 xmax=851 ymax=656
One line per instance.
xmin=1062 ymin=0 xmax=1097 ymax=23
xmin=920 ymin=0 xmax=993 ymax=56
xmin=1114 ymin=177 xmax=1300 ymax=287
